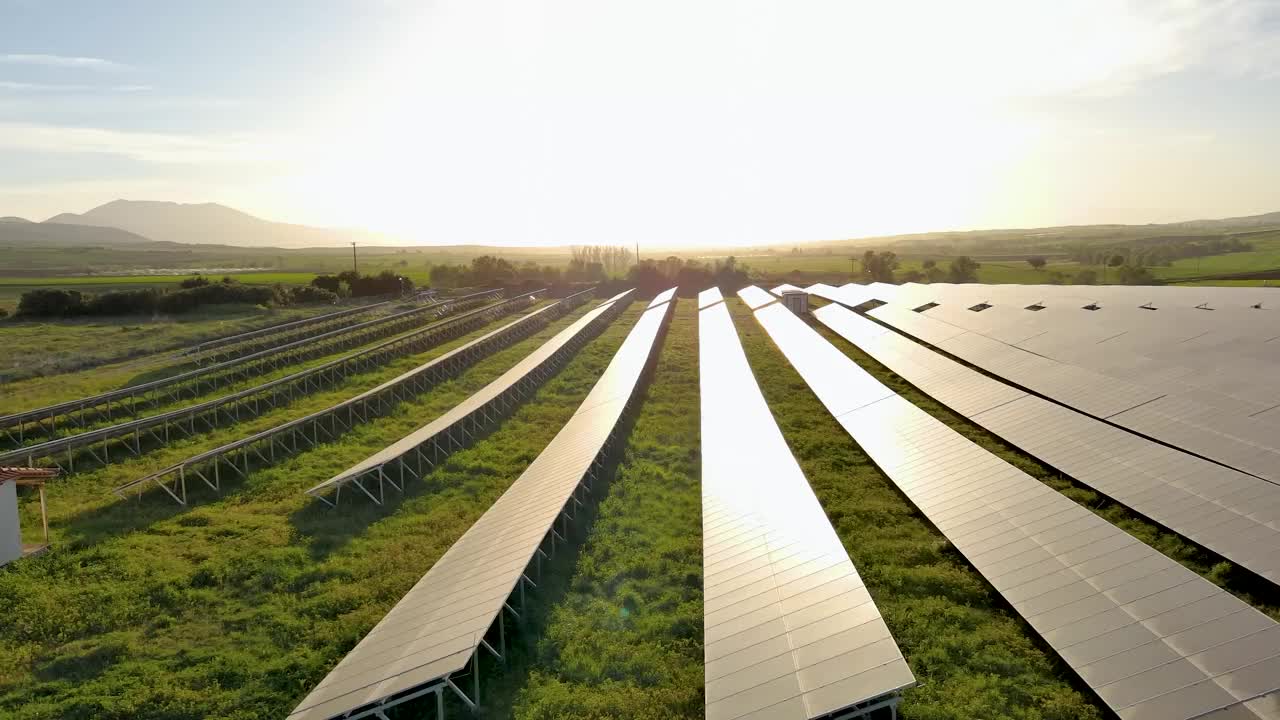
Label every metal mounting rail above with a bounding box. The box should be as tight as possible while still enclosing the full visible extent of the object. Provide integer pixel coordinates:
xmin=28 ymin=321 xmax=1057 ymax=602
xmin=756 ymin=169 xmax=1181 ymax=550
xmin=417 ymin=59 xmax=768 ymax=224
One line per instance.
xmin=3 ymin=292 xmax=535 ymax=473
xmin=112 ymin=288 xmax=598 ymax=504
xmin=0 ymin=289 xmax=503 ymax=445
xmin=180 ymin=300 xmax=394 ymax=360
xmin=305 ymin=289 xmax=636 ymax=507
xmin=285 ymin=291 xmax=672 ymax=720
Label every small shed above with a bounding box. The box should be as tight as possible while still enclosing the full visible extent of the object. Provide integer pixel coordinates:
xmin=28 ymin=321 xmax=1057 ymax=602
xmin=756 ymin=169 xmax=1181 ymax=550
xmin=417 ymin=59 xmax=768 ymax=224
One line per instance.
xmin=0 ymin=466 xmax=56 ymax=567
xmin=781 ymin=289 xmax=809 ymax=316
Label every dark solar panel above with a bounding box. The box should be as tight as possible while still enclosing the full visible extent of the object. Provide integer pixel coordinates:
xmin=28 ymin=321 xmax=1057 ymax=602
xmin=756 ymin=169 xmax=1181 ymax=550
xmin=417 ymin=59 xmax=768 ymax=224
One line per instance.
xmin=741 ymin=288 xmax=1280 ymax=720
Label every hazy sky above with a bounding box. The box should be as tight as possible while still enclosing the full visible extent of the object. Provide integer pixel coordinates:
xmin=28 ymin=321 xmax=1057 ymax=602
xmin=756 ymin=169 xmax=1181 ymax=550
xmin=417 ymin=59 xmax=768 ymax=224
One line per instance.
xmin=2 ymin=0 xmax=1279 ymax=246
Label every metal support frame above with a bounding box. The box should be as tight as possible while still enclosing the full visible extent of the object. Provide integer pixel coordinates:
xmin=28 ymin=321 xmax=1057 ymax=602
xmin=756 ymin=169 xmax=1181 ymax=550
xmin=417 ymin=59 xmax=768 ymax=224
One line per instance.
xmin=111 ymin=290 xmax=600 ymax=504
xmin=2 ymin=290 xmax=505 ymax=446
xmin=313 ymin=290 xmax=623 ymax=508
xmin=10 ymin=293 xmax=533 ymax=477
xmin=320 ymin=296 xmax=672 ymax=720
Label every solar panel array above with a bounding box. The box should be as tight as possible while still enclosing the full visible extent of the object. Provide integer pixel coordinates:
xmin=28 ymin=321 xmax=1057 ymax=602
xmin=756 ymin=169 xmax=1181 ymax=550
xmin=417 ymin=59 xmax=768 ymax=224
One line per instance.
xmin=698 ymin=293 xmax=914 ymax=720
xmin=741 ymin=288 xmax=1280 ymax=720
xmin=1 ymin=293 xmax=542 ymax=473
xmin=861 ymin=284 xmax=1280 ymax=483
xmin=812 ymin=302 xmax=1280 ymax=585
xmin=288 ymin=289 xmax=675 ymax=720
xmin=306 ymin=290 xmax=634 ymax=505
xmin=0 ymin=288 xmax=503 ymax=445
xmin=112 ymin=290 xmax=591 ymax=504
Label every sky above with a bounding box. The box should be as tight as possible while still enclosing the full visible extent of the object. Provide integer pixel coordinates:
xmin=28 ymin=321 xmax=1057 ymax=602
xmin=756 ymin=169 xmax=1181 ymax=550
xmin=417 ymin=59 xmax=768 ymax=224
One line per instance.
xmin=2 ymin=0 xmax=1280 ymax=247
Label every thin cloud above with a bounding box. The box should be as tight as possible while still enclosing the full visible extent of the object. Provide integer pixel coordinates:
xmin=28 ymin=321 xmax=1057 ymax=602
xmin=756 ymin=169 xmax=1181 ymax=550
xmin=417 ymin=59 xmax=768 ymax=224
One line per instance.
xmin=0 ymin=122 xmax=294 ymax=165
xmin=0 ymin=53 xmax=131 ymax=71
xmin=0 ymin=80 xmax=151 ymax=92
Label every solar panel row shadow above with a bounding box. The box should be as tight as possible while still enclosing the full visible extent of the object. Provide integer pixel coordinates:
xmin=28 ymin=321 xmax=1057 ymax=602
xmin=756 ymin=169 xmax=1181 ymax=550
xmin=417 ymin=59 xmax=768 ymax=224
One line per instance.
xmin=740 ymin=287 xmax=1280 ymax=720
xmin=698 ymin=289 xmax=914 ymax=720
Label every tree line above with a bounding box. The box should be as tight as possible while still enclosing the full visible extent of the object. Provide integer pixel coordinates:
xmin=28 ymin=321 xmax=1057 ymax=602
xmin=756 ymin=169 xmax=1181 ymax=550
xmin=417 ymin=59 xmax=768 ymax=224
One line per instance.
xmin=13 ymin=275 xmax=340 ymax=319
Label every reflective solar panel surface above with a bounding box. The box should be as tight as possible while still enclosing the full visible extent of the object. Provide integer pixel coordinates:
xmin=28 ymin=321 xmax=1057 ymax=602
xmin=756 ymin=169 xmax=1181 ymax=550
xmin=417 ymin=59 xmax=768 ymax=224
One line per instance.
xmin=739 ymin=285 xmax=780 ymax=310
xmin=699 ymin=286 xmax=725 ymax=309
xmin=813 ymin=303 xmax=1280 ymax=585
xmin=289 ymin=294 xmax=673 ymax=720
xmin=307 ymin=293 xmax=632 ymax=497
xmin=741 ymin=288 xmax=1280 ymax=720
xmin=649 ymin=286 xmax=678 ymax=308
xmin=864 ymin=289 xmax=1280 ymax=484
xmin=699 ymin=297 xmax=914 ymax=720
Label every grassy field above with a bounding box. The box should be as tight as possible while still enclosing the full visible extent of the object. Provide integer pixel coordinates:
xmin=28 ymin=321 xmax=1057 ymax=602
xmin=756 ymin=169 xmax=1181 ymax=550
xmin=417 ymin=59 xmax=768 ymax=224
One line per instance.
xmin=0 ymin=300 xmax=636 ymax=719
xmin=500 ymin=300 xmax=703 ymax=719
xmin=0 ymin=303 xmax=373 ymax=385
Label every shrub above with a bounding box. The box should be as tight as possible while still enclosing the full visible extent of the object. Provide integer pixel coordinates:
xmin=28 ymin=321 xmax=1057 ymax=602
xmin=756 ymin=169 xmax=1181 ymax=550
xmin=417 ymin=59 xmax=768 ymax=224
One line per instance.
xmin=17 ymin=288 xmax=85 ymax=317
xmin=178 ymin=275 xmax=211 ymax=289
xmin=84 ymin=288 xmax=159 ymax=315
xmin=310 ymin=275 xmax=343 ymax=294
xmin=283 ymin=285 xmax=339 ymax=305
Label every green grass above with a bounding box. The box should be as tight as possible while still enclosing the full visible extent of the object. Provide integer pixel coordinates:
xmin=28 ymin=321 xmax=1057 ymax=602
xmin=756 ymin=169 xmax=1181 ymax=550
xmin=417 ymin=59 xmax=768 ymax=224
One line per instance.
xmin=499 ymin=300 xmax=703 ymax=720
xmin=0 ymin=303 xmax=348 ymax=385
xmin=0 ymin=300 xmax=640 ymax=720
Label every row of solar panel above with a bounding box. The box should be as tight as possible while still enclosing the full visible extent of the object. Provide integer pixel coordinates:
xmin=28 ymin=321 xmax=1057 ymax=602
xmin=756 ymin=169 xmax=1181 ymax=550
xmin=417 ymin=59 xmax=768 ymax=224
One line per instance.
xmin=805 ymin=282 xmax=1280 ymax=486
xmin=305 ymin=289 xmax=634 ymax=502
xmin=743 ymin=286 xmax=1280 ymax=720
xmin=698 ymin=288 xmax=915 ymax=720
xmin=289 ymin=289 xmax=676 ymax=720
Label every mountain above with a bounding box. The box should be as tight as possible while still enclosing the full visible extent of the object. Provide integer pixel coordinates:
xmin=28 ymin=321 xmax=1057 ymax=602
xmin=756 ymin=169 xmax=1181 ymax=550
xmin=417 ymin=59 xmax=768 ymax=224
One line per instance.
xmin=45 ymin=199 xmax=390 ymax=248
xmin=0 ymin=216 xmax=32 ymax=223
xmin=0 ymin=219 xmax=158 ymax=248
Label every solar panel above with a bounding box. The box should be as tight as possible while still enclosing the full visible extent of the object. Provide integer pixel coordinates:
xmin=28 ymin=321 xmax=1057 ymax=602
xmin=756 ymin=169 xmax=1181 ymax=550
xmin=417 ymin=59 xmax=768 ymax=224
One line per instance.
xmin=865 ymin=300 xmax=1280 ymax=484
xmin=739 ymin=285 xmax=780 ymax=310
xmin=813 ymin=302 xmax=1280 ymax=585
xmin=770 ymin=282 xmax=804 ymax=295
xmin=699 ymin=297 xmax=914 ymax=720
xmin=306 ymin=291 xmax=634 ymax=504
xmin=699 ymin=286 xmax=725 ymax=310
xmin=288 ymin=292 xmax=675 ymax=720
xmin=649 ymin=287 xmax=678 ymax=308
xmin=740 ymin=287 xmax=1280 ymax=720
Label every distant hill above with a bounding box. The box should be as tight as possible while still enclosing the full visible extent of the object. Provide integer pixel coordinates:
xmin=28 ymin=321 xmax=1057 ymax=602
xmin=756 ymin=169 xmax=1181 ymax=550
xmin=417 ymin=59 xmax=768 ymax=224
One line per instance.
xmin=45 ymin=199 xmax=391 ymax=248
xmin=1174 ymin=210 xmax=1280 ymax=230
xmin=0 ymin=216 xmax=32 ymax=223
xmin=0 ymin=220 xmax=159 ymax=248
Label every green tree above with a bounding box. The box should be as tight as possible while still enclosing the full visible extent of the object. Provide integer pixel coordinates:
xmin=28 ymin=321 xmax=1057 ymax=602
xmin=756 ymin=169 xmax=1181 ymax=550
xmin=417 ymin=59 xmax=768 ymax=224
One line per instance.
xmin=948 ymin=255 xmax=981 ymax=283
xmin=861 ymin=250 xmax=899 ymax=282
xmin=1027 ymin=256 xmax=1047 ymax=270
xmin=1073 ymin=269 xmax=1098 ymax=285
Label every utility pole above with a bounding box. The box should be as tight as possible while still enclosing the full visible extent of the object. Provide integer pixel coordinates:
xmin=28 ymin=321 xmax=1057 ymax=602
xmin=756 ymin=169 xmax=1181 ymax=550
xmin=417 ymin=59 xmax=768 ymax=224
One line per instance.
xmin=351 ymin=241 xmax=358 ymax=275
xmin=635 ymin=240 xmax=641 ymax=266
